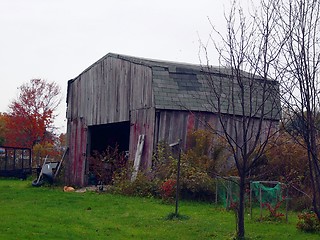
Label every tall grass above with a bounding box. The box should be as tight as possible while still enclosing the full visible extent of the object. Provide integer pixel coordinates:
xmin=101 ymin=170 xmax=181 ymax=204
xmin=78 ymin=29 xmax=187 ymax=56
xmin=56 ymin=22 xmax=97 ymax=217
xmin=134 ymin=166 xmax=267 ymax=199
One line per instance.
xmin=0 ymin=179 xmax=319 ymax=239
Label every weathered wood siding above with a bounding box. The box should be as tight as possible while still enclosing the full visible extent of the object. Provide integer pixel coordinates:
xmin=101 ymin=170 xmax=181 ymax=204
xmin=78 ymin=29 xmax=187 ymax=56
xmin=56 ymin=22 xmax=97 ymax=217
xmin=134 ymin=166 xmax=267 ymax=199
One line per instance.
xmin=65 ymin=118 xmax=87 ymax=186
xmin=155 ymin=110 xmax=278 ymax=149
xmin=67 ymin=57 xmax=154 ymax=124
xmin=130 ymin=108 xmax=155 ymax=170
xmin=66 ymin=56 xmax=154 ymax=186
xmin=154 ymin=111 xmax=217 ymax=147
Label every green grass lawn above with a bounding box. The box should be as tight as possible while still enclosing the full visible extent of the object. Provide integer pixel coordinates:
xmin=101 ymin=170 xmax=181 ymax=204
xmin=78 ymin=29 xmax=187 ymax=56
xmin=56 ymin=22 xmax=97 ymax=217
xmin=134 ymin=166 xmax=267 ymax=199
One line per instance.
xmin=0 ymin=179 xmax=319 ymax=240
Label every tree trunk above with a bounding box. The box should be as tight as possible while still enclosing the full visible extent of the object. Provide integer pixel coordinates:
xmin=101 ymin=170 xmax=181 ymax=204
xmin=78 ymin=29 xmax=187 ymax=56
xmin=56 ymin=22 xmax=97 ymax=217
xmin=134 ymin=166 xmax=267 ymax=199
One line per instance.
xmin=310 ymin=149 xmax=320 ymax=220
xmin=236 ymin=174 xmax=246 ymax=239
xmin=307 ymin=114 xmax=320 ymax=220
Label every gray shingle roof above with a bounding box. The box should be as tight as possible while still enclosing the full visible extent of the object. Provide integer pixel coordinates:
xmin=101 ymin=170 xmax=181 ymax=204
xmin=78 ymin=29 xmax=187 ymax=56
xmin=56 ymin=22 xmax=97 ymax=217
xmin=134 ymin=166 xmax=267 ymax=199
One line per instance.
xmin=106 ymin=53 xmax=281 ymax=120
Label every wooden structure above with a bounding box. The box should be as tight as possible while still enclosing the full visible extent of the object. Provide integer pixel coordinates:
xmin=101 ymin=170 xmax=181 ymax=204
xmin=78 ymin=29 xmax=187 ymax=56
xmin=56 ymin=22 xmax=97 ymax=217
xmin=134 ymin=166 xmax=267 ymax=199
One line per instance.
xmin=66 ymin=53 xmax=280 ymax=186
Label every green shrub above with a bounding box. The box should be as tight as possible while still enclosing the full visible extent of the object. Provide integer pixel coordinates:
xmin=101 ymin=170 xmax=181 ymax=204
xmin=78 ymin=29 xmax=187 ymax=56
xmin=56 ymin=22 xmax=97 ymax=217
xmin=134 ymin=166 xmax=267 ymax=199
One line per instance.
xmin=151 ymin=140 xmax=217 ymax=201
xmin=296 ymin=212 xmax=320 ymax=232
xmin=100 ymin=130 xmax=229 ymax=202
xmin=186 ymin=130 xmax=229 ymax=177
xmin=151 ymin=131 xmax=228 ymax=201
xmin=177 ymin=130 xmax=223 ymax=201
xmin=130 ymin=173 xmax=159 ymax=197
xmin=179 ymin=159 xmax=216 ymax=201
xmin=152 ymin=141 xmax=177 ymax=181
xmin=111 ymin=171 xmax=158 ymax=198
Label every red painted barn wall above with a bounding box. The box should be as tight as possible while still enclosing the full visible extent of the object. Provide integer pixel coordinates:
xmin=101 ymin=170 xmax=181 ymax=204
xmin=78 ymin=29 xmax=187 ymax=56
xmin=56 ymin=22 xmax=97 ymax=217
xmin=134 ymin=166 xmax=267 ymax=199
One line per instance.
xmin=66 ymin=118 xmax=87 ymax=186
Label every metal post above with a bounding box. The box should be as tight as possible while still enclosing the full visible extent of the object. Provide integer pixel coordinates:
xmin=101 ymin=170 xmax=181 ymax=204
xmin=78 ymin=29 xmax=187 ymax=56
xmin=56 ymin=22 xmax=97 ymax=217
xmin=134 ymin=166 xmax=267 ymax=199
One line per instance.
xmin=286 ymin=186 xmax=289 ymax=223
xmin=250 ymin=182 xmax=252 ymax=220
xmin=175 ymin=142 xmax=181 ymax=217
xmin=170 ymin=139 xmax=181 ymax=217
xmin=260 ymin=185 xmax=262 ymax=221
xmin=215 ymin=180 xmax=218 ymax=204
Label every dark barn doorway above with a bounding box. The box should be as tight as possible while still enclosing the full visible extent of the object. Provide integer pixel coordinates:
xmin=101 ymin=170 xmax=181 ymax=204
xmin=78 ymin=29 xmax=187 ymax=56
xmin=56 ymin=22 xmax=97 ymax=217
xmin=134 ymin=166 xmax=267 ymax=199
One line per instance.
xmin=87 ymin=121 xmax=130 ymax=186
xmin=89 ymin=121 xmax=130 ymax=154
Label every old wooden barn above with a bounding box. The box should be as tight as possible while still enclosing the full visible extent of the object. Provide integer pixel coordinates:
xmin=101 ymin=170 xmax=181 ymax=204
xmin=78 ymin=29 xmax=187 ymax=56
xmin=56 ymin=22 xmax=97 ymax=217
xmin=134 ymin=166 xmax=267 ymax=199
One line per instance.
xmin=65 ymin=53 xmax=280 ymax=186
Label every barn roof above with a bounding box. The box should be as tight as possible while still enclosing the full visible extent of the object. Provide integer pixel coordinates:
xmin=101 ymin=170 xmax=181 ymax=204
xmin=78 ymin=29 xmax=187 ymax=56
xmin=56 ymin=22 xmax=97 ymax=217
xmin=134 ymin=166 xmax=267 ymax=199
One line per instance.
xmin=107 ymin=53 xmax=214 ymax=112
xmin=77 ymin=53 xmax=280 ymax=120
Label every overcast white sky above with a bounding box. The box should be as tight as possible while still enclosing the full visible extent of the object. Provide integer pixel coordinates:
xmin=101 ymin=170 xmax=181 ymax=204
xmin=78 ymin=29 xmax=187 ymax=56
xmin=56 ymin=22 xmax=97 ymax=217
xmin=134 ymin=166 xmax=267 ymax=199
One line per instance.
xmin=0 ymin=0 xmax=235 ymax=133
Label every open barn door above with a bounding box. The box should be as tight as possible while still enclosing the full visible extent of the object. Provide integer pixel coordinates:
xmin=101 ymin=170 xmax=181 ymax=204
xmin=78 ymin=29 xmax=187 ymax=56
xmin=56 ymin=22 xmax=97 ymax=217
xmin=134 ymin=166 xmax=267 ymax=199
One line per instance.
xmin=88 ymin=121 xmax=130 ymax=153
xmin=87 ymin=121 xmax=130 ymax=185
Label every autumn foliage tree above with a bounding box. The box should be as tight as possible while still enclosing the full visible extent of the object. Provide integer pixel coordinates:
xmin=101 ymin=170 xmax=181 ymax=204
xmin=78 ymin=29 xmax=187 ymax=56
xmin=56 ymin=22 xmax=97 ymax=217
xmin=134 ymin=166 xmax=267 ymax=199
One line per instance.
xmin=4 ymin=79 xmax=61 ymax=149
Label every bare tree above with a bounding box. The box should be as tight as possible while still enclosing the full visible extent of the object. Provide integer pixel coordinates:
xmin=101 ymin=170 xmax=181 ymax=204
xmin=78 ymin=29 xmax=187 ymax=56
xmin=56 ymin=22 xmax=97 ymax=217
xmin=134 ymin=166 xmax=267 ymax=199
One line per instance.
xmin=276 ymin=0 xmax=320 ymax=220
xmin=200 ymin=0 xmax=282 ymax=238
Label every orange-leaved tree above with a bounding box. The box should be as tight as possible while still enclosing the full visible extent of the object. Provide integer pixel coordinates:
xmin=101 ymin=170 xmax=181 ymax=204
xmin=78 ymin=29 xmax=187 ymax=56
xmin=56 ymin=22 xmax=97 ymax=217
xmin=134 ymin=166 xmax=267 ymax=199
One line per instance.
xmin=5 ymin=79 xmax=61 ymax=148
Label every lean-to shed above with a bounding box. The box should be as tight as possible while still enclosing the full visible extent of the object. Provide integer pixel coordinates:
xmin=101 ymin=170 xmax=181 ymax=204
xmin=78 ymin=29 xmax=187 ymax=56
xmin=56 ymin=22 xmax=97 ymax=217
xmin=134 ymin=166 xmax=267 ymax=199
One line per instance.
xmin=65 ymin=53 xmax=280 ymax=186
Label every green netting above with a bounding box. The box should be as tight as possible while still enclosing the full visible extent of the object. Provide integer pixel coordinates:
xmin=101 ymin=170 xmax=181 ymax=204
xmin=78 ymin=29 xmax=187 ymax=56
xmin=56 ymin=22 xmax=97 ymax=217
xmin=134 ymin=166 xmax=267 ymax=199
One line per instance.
xmin=216 ymin=179 xmax=284 ymax=209
xmin=216 ymin=177 xmax=240 ymax=208
xmin=250 ymin=181 xmax=282 ymax=207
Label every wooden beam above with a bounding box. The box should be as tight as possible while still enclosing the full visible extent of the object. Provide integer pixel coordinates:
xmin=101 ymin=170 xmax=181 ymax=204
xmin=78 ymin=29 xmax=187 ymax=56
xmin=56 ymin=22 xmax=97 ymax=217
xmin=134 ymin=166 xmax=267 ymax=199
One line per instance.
xmin=131 ymin=134 xmax=145 ymax=182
